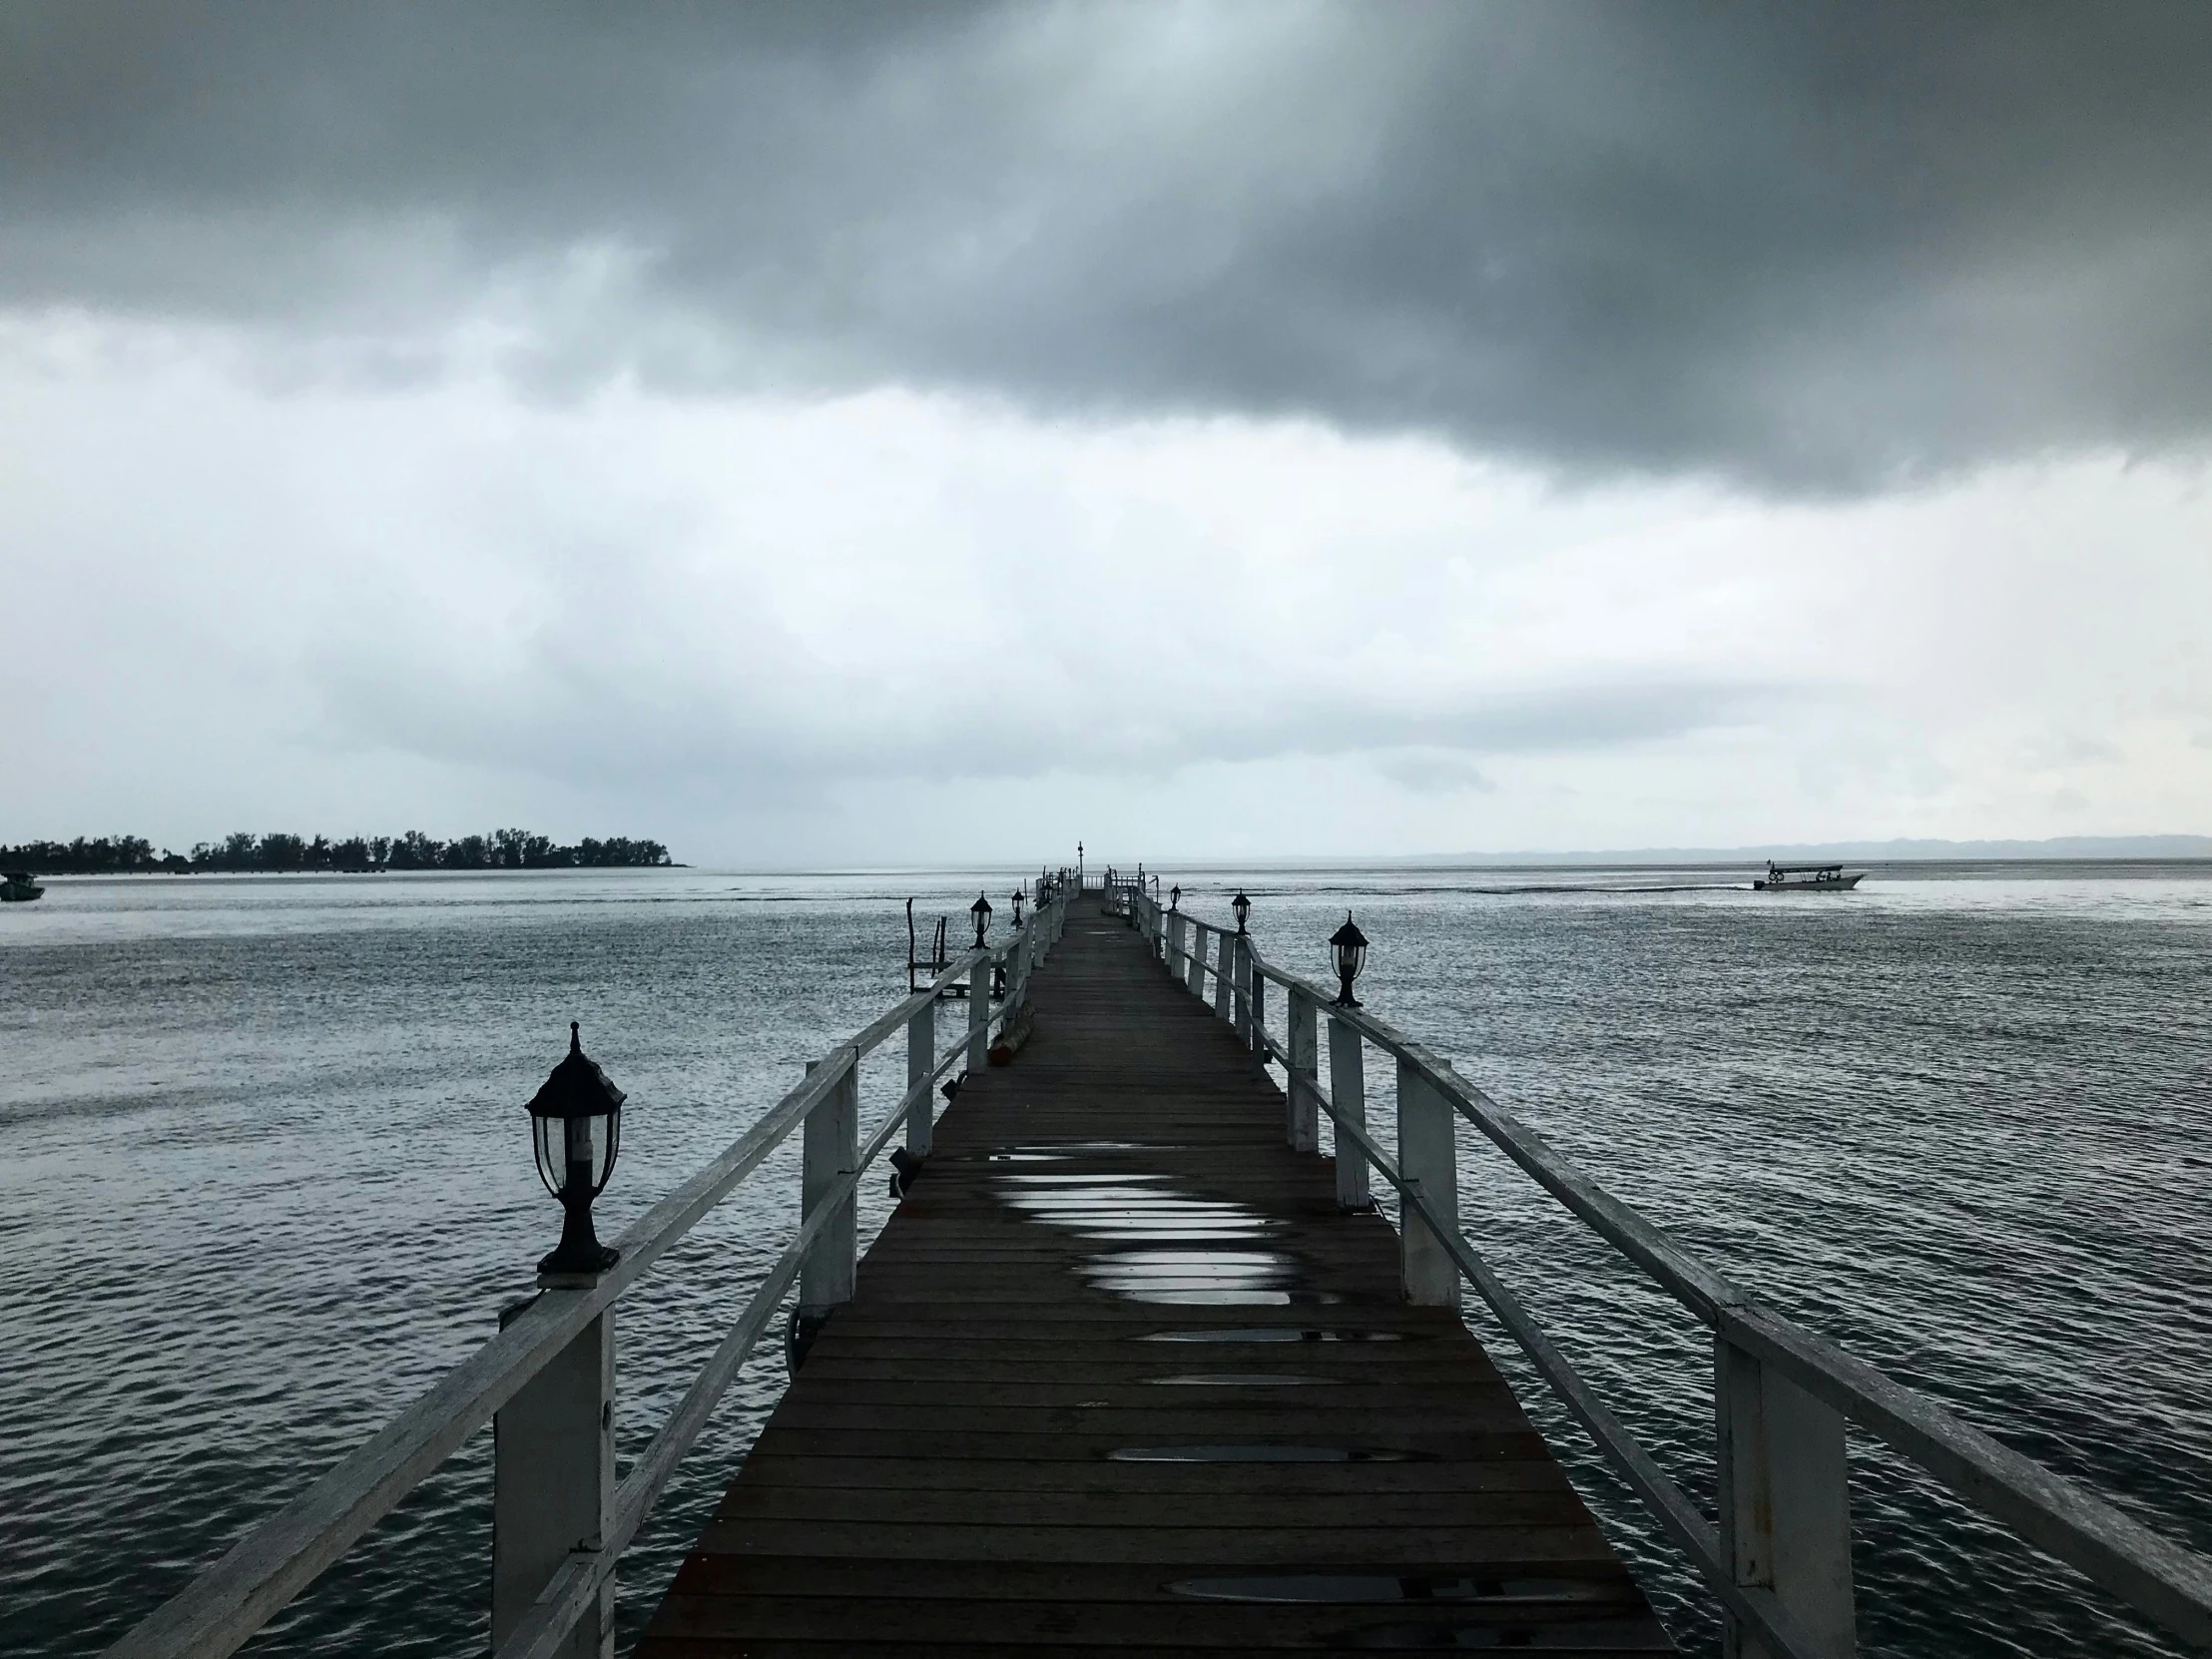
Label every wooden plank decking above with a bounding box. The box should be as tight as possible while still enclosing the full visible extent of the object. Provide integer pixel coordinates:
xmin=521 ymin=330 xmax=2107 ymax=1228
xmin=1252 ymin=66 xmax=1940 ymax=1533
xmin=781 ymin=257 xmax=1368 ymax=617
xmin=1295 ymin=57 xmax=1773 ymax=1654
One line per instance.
xmin=637 ymin=898 xmax=1672 ymax=1656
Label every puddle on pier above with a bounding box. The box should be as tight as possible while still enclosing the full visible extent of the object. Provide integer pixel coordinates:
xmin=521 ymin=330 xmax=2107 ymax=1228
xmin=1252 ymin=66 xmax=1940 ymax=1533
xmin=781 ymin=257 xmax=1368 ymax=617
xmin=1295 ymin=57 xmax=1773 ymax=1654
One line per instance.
xmin=995 ymin=1164 xmax=1334 ymax=1305
xmin=1135 ymin=1328 xmax=1407 ymax=1344
xmin=987 ymin=1142 xmax=1149 ymax=1163
xmin=1168 ymin=1575 xmax=1628 ymax=1605
xmin=1167 ymin=1576 xmax=1656 ymax=1652
xmin=1336 ymin=1619 xmax=1668 ymax=1650
xmin=1108 ymin=1444 xmax=1431 ymax=1462
xmin=1084 ymin=1250 xmax=1321 ymax=1304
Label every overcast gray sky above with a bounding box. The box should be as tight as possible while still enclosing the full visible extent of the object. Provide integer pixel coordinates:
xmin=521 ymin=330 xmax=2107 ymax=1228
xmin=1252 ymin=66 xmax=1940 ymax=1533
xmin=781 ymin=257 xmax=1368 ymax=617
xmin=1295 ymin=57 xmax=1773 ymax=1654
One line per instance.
xmin=5 ymin=2 xmax=2211 ymax=863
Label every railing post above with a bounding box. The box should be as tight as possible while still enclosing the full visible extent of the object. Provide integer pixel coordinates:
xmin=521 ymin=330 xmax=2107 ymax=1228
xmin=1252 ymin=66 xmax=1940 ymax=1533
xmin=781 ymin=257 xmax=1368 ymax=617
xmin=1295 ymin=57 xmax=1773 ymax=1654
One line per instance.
xmin=1286 ymin=984 xmax=1319 ymax=1152
xmin=1394 ymin=1057 xmax=1458 ymax=1306
xmin=1717 ymin=1336 xmax=1857 ymax=1659
xmin=904 ymin=996 xmax=935 ymax=1157
xmin=1213 ymin=929 xmax=1233 ymax=1020
xmin=1329 ymin=1014 xmax=1369 ymax=1209
xmin=1187 ymin=922 xmax=1206 ymax=996
xmin=1250 ymin=966 xmax=1267 ymax=1062
xmin=1234 ymin=936 xmax=1253 ymax=1044
xmin=799 ymin=1050 xmax=859 ymax=1319
xmin=1169 ymin=912 xmax=1186 ymax=979
xmin=493 ymin=1298 xmax=615 ymax=1659
xmin=968 ymin=951 xmax=990 ymax=1072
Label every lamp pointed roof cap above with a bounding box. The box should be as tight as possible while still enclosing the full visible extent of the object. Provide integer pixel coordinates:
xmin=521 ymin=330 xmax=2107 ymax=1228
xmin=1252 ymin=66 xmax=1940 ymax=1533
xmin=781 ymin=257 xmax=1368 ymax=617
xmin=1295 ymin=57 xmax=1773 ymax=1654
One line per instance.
xmin=527 ymin=1021 xmax=627 ymax=1119
xmin=1331 ymin=912 xmax=1369 ymax=949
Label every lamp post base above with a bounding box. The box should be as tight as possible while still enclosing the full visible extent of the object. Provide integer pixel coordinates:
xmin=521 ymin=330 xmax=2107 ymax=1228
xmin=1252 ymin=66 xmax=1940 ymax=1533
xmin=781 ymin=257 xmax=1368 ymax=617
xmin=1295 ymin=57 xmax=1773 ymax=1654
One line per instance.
xmin=537 ymin=1244 xmax=619 ymax=1288
xmin=539 ymin=1200 xmax=620 ymax=1283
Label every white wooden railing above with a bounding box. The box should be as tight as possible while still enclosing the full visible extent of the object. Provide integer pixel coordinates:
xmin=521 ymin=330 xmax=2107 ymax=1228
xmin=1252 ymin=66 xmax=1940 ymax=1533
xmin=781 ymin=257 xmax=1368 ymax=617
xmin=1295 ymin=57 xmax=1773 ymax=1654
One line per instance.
xmin=103 ymin=880 xmax=1077 ymax=1659
xmin=1129 ymin=882 xmax=2212 ymax=1659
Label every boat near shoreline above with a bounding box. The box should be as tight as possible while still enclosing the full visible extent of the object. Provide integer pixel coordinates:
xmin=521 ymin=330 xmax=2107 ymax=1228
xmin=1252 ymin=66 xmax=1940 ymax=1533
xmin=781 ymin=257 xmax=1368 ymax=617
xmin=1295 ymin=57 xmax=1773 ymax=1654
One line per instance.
xmin=1755 ymin=860 xmax=1863 ymax=890
xmin=1 ymin=870 xmax=46 ymax=902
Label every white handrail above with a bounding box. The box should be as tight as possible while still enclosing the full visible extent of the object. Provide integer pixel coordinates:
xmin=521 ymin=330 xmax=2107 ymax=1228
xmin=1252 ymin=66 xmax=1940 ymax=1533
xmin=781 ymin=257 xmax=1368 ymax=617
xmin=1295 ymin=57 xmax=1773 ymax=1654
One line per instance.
xmin=1134 ymin=889 xmax=2212 ymax=1652
xmin=105 ymin=891 xmax=1070 ymax=1659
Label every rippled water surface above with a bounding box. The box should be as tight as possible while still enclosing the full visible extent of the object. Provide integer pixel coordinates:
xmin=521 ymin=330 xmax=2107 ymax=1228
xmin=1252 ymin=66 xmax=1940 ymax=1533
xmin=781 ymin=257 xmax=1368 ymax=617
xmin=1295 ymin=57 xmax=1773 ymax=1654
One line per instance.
xmin=4 ymin=862 xmax=2208 ymax=1657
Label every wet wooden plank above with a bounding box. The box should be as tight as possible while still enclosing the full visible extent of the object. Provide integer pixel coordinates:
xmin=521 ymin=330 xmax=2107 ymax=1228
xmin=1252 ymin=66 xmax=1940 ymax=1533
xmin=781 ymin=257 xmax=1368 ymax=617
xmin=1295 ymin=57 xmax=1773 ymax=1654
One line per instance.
xmin=636 ymin=897 xmax=1674 ymax=1657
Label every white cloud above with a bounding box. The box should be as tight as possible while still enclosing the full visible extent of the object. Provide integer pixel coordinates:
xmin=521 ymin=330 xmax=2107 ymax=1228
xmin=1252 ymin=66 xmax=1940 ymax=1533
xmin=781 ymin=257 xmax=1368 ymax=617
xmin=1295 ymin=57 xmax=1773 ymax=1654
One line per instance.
xmin=4 ymin=315 xmax=2210 ymax=862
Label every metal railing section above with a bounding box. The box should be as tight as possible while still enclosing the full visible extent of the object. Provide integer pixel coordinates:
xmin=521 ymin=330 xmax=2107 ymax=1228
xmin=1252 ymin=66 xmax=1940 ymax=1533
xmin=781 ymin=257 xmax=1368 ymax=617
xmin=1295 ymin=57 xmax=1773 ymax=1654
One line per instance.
xmin=1131 ymin=889 xmax=2212 ymax=1659
xmin=105 ymin=885 xmax=1077 ymax=1659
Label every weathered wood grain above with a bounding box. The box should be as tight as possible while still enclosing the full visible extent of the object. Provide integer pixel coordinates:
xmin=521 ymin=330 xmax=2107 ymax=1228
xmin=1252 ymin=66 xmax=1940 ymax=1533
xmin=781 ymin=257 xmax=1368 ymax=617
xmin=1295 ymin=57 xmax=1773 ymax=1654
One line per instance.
xmin=636 ymin=897 xmax=1674 ymax=1656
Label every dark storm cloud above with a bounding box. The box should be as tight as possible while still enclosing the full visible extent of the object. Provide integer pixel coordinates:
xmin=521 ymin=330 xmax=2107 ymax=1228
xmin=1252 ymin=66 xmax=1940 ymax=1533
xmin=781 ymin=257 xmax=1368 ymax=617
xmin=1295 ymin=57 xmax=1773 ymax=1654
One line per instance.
xmin=6 ymin=2 xmax=2209 ymax=492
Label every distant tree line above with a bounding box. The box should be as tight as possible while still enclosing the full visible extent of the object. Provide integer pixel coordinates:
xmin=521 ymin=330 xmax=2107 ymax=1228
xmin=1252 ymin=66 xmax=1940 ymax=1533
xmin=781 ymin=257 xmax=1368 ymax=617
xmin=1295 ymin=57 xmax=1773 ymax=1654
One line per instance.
xmin=0 ymin=830 xmax=673 ymax=875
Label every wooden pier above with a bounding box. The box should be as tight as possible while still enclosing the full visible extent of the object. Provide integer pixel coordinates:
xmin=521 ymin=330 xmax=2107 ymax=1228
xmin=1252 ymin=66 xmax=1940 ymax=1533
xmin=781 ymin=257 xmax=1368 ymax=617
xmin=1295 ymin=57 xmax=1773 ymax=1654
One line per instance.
xmin=638 ymin=897 xmax=1667 ymax=1655
xmin=102 ymin=872 xmax=2212 ymax=1659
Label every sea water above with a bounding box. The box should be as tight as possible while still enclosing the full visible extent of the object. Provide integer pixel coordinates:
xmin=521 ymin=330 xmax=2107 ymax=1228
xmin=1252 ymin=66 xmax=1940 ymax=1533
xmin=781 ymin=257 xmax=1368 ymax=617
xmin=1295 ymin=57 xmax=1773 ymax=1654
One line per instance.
xmin=3 ymin=864 xmax=2208 ymax=1657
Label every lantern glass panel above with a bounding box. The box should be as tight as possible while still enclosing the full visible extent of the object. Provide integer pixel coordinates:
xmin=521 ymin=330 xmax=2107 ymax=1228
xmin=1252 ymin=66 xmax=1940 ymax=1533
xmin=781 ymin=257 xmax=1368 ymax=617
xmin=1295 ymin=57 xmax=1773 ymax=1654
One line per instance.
xmin=533 ymin=1111 xmax=618 ymax=1197
xmin=532 ymin=1115 xmax=564 ymax=1197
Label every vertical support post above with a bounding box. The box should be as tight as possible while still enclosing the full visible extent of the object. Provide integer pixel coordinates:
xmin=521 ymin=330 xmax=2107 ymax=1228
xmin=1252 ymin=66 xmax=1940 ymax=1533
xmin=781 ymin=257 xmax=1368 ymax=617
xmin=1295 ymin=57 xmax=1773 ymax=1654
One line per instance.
xmin=904 ymin=997 xmax=935 ymax=1157
xmin=1329 ymin=1015 xmax=1370 ymax=1209
xmin=1717 ymin=1337 xmax=1857 ymax=1659
xmin=1286 ymin=984 xmax=1319 ymax=1152
xmin=1213 ymin=929 xmax=1233 ymax=1019
xmin=800 ymin=1050 xmax=859 ymax=1317
xmin=494 ymin=1301 xmax=615 ymax=1659
xmin=1394 ymin=1056 xmax=1458 ymax=1307
xmin=1186 ymin=923 xmax=1206 ymax=996
xmin=1169 ymin=913 xmax=1185 ymax=978
xmin=1233 ymin=936 xmax=1252 ymax=1046
xmin=968 ymin=951 xmax=990 ymax=1072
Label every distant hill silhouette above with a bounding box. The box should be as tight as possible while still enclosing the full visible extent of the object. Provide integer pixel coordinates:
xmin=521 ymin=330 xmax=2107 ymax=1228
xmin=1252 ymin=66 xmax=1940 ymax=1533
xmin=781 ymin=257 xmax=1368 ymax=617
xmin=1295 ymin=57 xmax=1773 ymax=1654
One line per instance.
xmin=0 ymin=830 xmax=673 ymax=875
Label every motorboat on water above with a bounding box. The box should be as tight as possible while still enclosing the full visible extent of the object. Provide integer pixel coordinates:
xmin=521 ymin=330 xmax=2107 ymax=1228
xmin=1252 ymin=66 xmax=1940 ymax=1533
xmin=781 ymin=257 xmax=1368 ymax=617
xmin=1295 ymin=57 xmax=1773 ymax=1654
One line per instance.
xmin=1754 ymin=861 xmax=1863 ymax=891
xmin=1 ymin=870 xmax=46 ymax=902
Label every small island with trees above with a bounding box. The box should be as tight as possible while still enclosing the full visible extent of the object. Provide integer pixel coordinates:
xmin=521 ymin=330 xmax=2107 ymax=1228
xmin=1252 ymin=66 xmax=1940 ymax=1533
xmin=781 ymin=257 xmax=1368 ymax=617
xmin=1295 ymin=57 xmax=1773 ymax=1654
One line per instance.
xmin=0 ymin=830 xmax=675 ymax=875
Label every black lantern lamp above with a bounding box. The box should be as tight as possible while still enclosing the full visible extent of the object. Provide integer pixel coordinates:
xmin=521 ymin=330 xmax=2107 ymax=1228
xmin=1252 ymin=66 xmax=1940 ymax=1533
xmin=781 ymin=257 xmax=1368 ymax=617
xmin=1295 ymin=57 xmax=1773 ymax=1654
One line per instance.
xmin=1170 ymin=883 xmax=1181 ymax=912
xmin=1232 ymin=889 xmax=1252 ymax=934
xmin=1011 ymin=886 xmax=1025 ymax=927
xmin=528 ymin=1022 xmax=626 ymax=1278
xmin=1330 ymin=912 xmax=1370 ymax=1007
xmin=970 ymin=890 xmax=992 ymax=948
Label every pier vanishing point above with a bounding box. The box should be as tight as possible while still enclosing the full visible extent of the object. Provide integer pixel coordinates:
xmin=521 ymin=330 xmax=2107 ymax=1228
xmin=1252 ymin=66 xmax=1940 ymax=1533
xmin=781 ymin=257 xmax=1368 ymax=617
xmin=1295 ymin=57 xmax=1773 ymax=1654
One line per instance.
xmin=104 ymin=874 xmax=2212 ymax=1659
